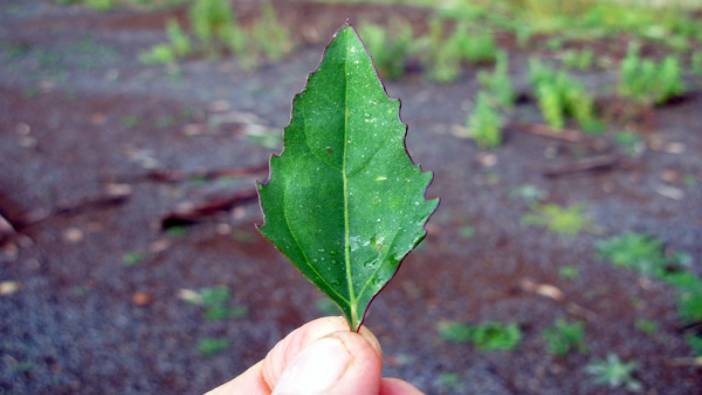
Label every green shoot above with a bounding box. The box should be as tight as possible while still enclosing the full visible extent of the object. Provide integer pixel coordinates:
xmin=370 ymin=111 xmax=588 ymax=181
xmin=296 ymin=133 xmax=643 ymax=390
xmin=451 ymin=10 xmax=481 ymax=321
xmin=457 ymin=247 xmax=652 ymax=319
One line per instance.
xmin=434 ymin=372 xmax=464 ymax=392
xmin=359 ymin=19 xmax=415 ymax=80
xmin=596 ymin=233 xmax=666 ymax=276
xmin=558 ymin=265 xmax=580 ymax=280
xmin=250 ymin=1 xmax=291 ymax=63
xmin=466 ymin=93 xmax=503 ymax=149
xmin=560 ymin=48 xmax=594 ymax=70
xmin=619 ymin=43 xmax=683 ymax=105
xmin=197 ymin=337 xmax=230 ymax=357
xmin=122 ymin=251 xmax=145 ymax=267
xmin=634 ymin=319 xmax=658 ymax=335
xmin=585 ymin=354 xmax=641 ymax=392
xmin=522 ymin=203 xmax=590 ymax=236
xmin=528 ymin=58 xmax=601 ymax=132
xmin=542 ymin=319 xmax=587 ymax=356
xmin=478 ymin=51 xmax=514 ymax=109
xmin=183 ymin=286 xmax=248 ymax=321
xmin=437 ymin=320 xmax=522 ymax=351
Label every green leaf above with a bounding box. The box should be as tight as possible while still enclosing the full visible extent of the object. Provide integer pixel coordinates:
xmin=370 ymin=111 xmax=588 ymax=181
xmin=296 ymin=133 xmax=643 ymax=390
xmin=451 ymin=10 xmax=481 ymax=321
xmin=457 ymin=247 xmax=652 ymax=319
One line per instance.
xmin=258 ymin=25 xmax=438 ymax=331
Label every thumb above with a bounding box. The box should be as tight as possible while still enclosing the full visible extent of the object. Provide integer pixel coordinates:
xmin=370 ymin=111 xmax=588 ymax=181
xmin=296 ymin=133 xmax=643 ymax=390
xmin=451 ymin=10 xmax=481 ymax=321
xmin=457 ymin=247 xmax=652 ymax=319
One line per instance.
xmin=272 ymin=331 xmax=382 ymax=395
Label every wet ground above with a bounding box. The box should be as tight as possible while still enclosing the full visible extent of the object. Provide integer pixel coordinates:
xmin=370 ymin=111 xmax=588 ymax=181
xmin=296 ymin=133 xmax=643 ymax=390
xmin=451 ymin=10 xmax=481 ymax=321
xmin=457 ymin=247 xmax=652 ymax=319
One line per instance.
xmin=1 ymin=1 xmax=701 ymax=394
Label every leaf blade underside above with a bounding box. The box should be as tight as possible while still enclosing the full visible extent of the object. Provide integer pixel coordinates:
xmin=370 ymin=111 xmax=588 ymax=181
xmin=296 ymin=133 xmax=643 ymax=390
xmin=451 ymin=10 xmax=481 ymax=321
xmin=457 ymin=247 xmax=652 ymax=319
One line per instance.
xmin=258 ymin=26 xmax=438 ymax=331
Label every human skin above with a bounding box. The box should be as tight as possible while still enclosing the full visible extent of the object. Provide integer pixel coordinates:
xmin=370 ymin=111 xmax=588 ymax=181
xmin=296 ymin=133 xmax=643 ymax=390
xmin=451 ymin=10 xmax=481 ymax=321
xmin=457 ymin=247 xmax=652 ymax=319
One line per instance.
xmin=206 ymin=316 xmax=424 ymax=395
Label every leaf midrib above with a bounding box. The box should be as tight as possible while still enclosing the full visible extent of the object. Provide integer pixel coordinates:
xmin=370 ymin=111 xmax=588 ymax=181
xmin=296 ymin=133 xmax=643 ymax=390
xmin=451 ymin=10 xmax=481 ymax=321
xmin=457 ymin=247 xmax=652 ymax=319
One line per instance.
xmin=341 ymin=36 xmax=359 ymax=328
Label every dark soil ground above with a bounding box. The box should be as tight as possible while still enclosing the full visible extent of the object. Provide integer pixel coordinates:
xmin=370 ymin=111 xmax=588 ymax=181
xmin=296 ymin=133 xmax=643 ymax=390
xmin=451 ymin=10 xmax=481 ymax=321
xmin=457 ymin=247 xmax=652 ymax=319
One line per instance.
xmin=1 ymin=1 xmax=701 ymax=394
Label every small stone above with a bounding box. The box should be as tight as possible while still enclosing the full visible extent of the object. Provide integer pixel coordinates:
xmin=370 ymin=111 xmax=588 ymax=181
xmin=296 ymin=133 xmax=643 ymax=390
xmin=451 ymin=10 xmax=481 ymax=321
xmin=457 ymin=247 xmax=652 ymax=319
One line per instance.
xmin=477 ymin=152 xmax=497 ymax=167
xmin=656 ymin=185 xmax=684 ymax=200
xmin=149 ymin=239 xmax=170 ymax=253
xmin=105 ymin=183 xmax=132 ymax=198
xmin=664 ymin=142 xmax=685 ymax=154
xmin=15 ymin=122 xmax=31 ymax=135
xmin=131 ymin=291 xmax=153 ymax=306
xmin=63 ymin=228 xmax=84 ymax=243
xmin=0 ymin=281 xmax=20 ymax=296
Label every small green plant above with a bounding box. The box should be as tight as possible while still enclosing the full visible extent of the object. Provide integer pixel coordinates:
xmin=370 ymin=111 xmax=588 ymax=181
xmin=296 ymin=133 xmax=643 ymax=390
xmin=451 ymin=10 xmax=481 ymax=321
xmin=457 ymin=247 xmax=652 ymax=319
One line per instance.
xmin=452 ymin=24 xmax=497 ymax=64
xmin=184 ymin=285 xmax=248 ymax=321
xmin=559 ymin=265 xmax=579 ymax=280
xmin=596 ymin=233 xmax=667 ymax=276
xmin=619 ymin=43 xmax=683 ymax=105
xmin=122 ymin=251 xmax=145 ymax=266
xmin=528 ymin=59 xmax=600 ymax=132
xmin=543 ymin=318 xmax=587 ymax=356
xmin=687 ymin=333 xmax=702 ymax=356
xmin=165 ymin=19 xmax=192 ymax=57
xmin=510 ymin=184 xmax=546 ymax=203
xmin=459 ymin=225 xmax=475 ymax=239
xmin=692 ymin=51 xmax=702 ymax=75
xmin=421 ymin=18 xmax=497 ymax=82
xmin=614 ymin=131 xmax=644 ymax=156
xmin=437 ymin=320 xmax=474 ymax=343
xmin=437 ymin=320 xmax=521 ymax=351
xmin=434 ymin=372 xmax=464 ymax=392
xmin=634 ymin=319 xmax=658 ymax=335
xmin=585 ymin=354 xmax=642 ymax=392
xmin=190 ymin=0 xmax=238 ymax=51
xmin=560 ymin=48 xmax=594 ymax=70
xmin=139 ymin=18 xmax=192 ymax=65
xmin=471 ymin=321 xmax=522 ymax=351
xmin=522 ymin=203 xmax=590 ymax=236
xmin=478 ymin=51 xmax=514 ymax=109
xmin=248 ymin=1 xmax=291 ymax=65
xmin=197 ymin=337 xmax=230 ymax=357
xmin=466 ymin=93 xmax=503 ymax=149
xmin=358 ymin=19 xmax=415 ymax=80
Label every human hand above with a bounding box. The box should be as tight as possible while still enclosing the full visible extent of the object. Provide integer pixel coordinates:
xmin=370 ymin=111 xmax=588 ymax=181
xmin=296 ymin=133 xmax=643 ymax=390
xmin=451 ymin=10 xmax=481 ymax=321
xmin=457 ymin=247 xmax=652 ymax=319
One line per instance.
xmin=206 ymin=316 xmax=424 ymax=395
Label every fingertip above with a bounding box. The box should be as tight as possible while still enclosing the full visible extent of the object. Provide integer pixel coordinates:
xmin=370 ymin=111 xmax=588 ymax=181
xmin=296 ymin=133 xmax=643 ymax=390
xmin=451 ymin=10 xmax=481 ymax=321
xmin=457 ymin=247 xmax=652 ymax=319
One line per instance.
xmin=380 ymin=377 xmax=425 ymax=395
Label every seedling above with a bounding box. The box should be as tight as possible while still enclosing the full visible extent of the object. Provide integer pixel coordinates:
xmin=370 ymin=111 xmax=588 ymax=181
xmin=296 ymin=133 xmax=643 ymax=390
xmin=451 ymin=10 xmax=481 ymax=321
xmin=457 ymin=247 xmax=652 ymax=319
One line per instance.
xmin=558 ymin=265 xmax=579 ymax=280
xmin=619 ymin=43 xmax=683 ymax=105
xmin=459 ymin=225 xmax=475 ymax=239
xmin=358 ymin=19 xmax=415 ymax=80
xmin=420 ymin=18 xmax=497 ymax=82
xmin=437 ymin=320 xmax=474 ymax=344
xmin=184 ymin=286 xmax=248 ymax=321
xmin=140 ymin=19 xmax=192 ymax=65
xmin=510 ymin=184 xmax=546 ymax=203
xmin=692 ymin=51 xmax=702 ymax=75
xmin=634 ymin=319 xmax=658 ymax=335
xmin=687 ymin=334 xmax=702 ymax=357
xmin=477 ymin=51 xmax=514 ymax=110
xmin=437 ymin=320 xmax=522 ymax=351
xmin=434 ymin=372 xmax=464 ymax=392
xmin=522 ymin=203 xmax=591 ymax=236
xmin=614 ymin=131 xmax=644 ymax=156
xmin=542 ymin=318 xmax=587 ymax=356
xmin=197 ymin=337 xmax=230 ymax=357
xmin=528 ymin=59 xmax=601 ymax=133
xmin=466 ymin=93 xmax=503 ymax=149
xmin=585 ymin=354 xmax=641 ymax=392
xmin=560 ymin=48 xmax=594 ymax=71
xmin=451 ymin=24 xmax=497 ymax=64
xmin=596 ymin=233 xmax=667 ymax=276
xmin=248 ymin=1 xmax=291 ymax=66
xmin=258 ymin=26 xmax=437 ymax=331
xmin=122 ymin=251 xmax=145 ymax=267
